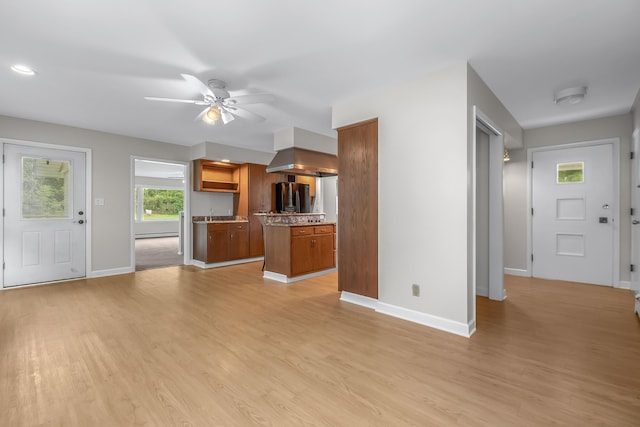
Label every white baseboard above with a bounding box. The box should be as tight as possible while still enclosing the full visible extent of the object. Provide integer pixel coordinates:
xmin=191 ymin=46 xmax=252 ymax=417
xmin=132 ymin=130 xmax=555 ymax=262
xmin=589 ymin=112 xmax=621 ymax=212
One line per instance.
xmin=340 ymin=291 xmax=378 ymax=309
xmin=263 ymin=268 xmax=337 ymax=283
xmin=191 ymin=257 xmax=263 ymax=269
xmin=90 ymin=267 xmax=134 ymax=278
xmin=135 ymin=233 xmax=178 ymax=239
xmin=616 ymin=281 xmax=631 ymax=290
xmin=340 ymin=291 xmax=474 ymax=338
xmin=504 ymin=268 xmax=529 ymax=277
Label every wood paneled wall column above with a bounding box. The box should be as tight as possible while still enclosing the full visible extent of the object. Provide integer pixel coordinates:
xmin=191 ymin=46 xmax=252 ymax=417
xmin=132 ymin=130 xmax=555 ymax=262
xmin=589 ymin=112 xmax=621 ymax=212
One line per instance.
xmin=337 ymin=118 xmax=378 ymax=298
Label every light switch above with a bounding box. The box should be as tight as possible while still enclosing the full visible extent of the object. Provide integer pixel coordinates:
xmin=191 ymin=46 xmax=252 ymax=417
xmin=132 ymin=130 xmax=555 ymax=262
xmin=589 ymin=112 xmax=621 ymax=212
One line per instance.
xmin=95 ymin=198 xmax=105 ymax=206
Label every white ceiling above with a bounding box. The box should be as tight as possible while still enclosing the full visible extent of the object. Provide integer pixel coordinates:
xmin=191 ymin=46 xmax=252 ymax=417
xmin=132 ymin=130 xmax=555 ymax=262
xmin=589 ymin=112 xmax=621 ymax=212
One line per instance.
xmin=1 ymin=0 xmax=639 ymax=153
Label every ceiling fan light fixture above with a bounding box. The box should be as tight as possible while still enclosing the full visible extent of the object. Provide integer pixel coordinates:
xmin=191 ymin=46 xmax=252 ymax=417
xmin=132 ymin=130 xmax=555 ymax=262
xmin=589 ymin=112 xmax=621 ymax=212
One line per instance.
xmin=554 ymin=86 xmax=587 ymax=105
xmin=202 ymin=106 xmax=220 ymax=124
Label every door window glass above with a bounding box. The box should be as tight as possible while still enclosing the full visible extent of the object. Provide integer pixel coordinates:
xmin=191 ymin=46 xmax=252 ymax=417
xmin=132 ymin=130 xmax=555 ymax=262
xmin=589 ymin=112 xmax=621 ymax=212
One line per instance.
xmin=22 ymin=157 xmax=71 ymax=218
xmin=557 ymin=161 xmax=584 ymax=184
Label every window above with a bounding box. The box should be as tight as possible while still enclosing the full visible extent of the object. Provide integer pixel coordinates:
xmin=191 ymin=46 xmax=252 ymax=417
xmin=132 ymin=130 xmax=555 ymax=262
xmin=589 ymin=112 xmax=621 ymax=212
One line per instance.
xmin=557 ymin=162 xmax=584 ymax=184
xmin=22 ymin=157 xmax=71 ymax=219
xmin=134 ymin=187 xmax=184 ymax=221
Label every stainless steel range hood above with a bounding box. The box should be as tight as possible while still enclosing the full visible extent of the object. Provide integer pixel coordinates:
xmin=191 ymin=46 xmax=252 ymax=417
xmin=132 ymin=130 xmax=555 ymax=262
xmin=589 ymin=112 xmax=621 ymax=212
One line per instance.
xmin=266 ymin=147 xmax=338 ymax=177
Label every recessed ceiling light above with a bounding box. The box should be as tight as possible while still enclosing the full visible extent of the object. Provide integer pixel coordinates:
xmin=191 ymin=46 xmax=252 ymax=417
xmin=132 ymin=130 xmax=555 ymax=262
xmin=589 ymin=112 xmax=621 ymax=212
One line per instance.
xmin=554 ymin=86 xmax=587 ymax=105
xmin=11 ymin=64 xmax=36 ymax=76
xmin=221 ymin=159 xmax=231 ymax=163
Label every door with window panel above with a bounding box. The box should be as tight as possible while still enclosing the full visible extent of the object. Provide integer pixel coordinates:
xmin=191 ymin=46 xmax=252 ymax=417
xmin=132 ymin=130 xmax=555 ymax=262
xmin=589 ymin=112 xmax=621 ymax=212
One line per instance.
xmin=532 ymin=143 xmax=614 ymax=286
xmin=3 ymin=144 xmax=86 ymax=287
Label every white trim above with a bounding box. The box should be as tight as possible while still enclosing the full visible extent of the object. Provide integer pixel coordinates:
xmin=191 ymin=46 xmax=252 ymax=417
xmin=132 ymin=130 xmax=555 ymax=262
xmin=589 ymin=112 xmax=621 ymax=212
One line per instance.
xmin=527 ymin=138 xmax=621 ymax=287
xmin=192 ymin=257 xmax=264 ymax=269
xmin=0 ymin=137 xmax=92 ymax=288
xmin=376 ymin=303 xmax=475 ymax=338
xmin=615 ymin=281 xmax=631 ymax=290
xmin=504 ymin=268 xmax=529 ymax=277
xmin=135 ymin=232 xmax=179 ymax=239
xmin=263 ymin=267 xmax=337 ymax=283
xmin=90 ymin=267 xmax=134 ymax=278
xmin=339 ymin=291 xmax=475 ymax=338
xmin=340 ymin=291 xmax=379 ymax=310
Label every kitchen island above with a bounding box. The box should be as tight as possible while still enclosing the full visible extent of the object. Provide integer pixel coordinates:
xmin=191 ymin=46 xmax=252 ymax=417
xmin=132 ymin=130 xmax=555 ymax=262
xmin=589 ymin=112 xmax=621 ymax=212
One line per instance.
xmin=256 ymin=213 xmax=336 ymax=283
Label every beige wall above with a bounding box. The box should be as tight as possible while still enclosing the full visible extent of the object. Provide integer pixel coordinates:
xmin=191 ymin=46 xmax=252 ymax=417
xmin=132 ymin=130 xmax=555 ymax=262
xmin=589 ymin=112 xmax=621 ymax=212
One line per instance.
xmin=505 ymin=113 xmax=633 ymax=282
xmin=333 ymin=63 xmax=471 ymax=329
xmin=0 ymin=115 xmax=192 ymax=273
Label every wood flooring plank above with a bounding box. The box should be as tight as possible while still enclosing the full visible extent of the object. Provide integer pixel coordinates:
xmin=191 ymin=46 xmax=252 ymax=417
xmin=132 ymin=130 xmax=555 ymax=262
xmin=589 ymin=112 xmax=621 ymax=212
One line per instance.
xmin=1 ymin=267 xmax=639 ymax=426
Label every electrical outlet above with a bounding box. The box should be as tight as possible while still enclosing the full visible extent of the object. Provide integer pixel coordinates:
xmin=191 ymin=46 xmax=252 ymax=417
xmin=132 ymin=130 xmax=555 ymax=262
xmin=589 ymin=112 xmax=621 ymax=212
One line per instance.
xmin=411 ymin=284 xmax=420 ymax=297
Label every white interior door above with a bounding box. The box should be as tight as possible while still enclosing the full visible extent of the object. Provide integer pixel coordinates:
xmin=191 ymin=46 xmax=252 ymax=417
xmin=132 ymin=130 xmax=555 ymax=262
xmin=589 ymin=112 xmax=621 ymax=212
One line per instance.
xmin=4 ymin=144 xmax=86 ymax=287
xmin=532 ymin=143 xmax=614 ymax=286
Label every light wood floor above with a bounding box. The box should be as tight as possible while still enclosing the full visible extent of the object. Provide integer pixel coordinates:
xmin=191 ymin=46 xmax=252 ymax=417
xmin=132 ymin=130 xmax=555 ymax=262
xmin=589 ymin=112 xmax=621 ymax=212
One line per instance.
xmin=1 ymin=265 xmax=638 ymax=426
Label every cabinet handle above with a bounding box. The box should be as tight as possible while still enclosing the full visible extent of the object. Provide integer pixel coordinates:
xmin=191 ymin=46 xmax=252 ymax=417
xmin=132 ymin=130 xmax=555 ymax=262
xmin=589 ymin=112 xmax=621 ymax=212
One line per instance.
xmin=230 ymin=233 xmax=233 ymax=239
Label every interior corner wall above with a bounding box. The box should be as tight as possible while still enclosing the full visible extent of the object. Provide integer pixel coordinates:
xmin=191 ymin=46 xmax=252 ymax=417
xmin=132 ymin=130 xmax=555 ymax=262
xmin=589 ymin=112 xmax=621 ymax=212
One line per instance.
xmin=514 ymin=114 xmax=633 ymax=281
xmin=0 ymin=115 xmax=190 ymax=273
xmin=332 ymin=63 xmax=470 ymax=326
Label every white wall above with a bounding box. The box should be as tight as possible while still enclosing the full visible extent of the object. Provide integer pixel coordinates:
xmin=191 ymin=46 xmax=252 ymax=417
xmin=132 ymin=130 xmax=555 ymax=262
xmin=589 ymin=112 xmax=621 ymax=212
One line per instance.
xmin=333 ymin=63 xmax=471 ymax=327
xmin=504 ymin=114 xmax=633 ymax=281
xmin=0 ymin=115 xmax=190 ymax=273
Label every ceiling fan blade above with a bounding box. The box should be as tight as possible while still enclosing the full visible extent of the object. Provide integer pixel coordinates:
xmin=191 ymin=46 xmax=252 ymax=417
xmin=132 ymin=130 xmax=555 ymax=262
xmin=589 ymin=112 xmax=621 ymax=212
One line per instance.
xmin=219 ymin=107 xmax=235 ymax=124
xmin=144 ymin=96 xmax=206 ymax=104
xmin=180 ymin=73 xmax=214 ymax=97
xmin=226 ymin=94 xmax=275 ymax=105
xmin=227 ymin=106 xmax=266 ymax=122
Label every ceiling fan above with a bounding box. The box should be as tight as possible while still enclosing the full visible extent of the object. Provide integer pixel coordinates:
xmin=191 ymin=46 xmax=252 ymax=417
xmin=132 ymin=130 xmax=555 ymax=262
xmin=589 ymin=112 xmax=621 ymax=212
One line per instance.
xmin=145 ymin=74 xmax=273 ymax=125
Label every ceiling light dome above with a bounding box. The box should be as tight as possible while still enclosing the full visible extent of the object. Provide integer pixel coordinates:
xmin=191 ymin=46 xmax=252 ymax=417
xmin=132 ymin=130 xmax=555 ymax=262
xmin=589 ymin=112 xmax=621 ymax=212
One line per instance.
xmin=11 ymin=64 xmax=36 ymax=76
xmin=202 ymin=106 xmax=220 ymax=124
xmin=554 ymin=86 xmax=587 ymax=105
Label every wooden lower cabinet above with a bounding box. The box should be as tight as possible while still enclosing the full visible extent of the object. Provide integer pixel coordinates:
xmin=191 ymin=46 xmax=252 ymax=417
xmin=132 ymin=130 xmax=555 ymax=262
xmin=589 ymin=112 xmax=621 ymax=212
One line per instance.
xmin=193 ymin=222 xmax=249 ymax=263
xmin=265 ymin=224 xmax=336 ymax=277
xmin=228 ymin=223 xmax=249 ymax=260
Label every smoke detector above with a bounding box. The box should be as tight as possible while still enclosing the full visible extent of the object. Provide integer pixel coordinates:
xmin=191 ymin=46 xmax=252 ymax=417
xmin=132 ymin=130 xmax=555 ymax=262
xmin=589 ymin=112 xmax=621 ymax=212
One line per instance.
xmin=554 ymin=86 xmax=588 ymax=105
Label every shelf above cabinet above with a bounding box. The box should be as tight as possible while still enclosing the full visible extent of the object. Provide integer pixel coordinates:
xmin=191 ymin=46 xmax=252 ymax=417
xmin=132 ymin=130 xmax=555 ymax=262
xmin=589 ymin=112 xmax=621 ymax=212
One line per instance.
xmin=194 ymin=159 xmax=240 ymax=193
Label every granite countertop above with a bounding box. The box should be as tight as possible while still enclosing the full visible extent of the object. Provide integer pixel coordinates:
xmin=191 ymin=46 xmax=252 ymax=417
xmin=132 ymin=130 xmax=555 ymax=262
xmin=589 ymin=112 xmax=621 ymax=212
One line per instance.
xmin=192 ymin=216 xmax=248 ymax=224
xmin=266 ymin=222 xmax=336 ymax=227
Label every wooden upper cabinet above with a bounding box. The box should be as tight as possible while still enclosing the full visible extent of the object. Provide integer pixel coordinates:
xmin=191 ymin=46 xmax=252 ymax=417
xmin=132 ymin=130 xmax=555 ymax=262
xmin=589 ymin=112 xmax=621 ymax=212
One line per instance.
xmin=193 ymin=160 xmax=240 ymax=193
xmin=337 ymin=118 xmax=378 ymax=299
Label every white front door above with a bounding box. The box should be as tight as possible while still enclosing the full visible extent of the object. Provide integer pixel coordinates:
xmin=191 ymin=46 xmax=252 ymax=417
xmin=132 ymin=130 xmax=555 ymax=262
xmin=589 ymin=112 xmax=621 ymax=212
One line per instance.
xmin=3 ymin=144 xmax=86 ymax=287
xmin=532 ymin=143 xmax=614 ymax=286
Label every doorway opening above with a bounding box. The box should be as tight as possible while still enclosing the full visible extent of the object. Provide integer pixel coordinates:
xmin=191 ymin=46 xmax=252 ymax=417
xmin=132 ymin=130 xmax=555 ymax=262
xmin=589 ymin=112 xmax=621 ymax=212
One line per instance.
xmin=472 ymin=106 xmax=506 ymax=313
xmin=132 ymin=158 xmax=189 ymax=271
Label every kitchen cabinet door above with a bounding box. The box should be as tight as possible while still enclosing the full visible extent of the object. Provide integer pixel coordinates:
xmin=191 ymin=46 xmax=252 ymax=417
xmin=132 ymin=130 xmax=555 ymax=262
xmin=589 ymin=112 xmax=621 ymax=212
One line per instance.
xmin=291 ymin=236 xmax=315 ymax=276
xmin=229 ymin=226 xmax=249 ymax=260
xmin=314 ymin=234 xmax=335 ymax=271
xmin=207 ymin=228 xmax=228 ymax=263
